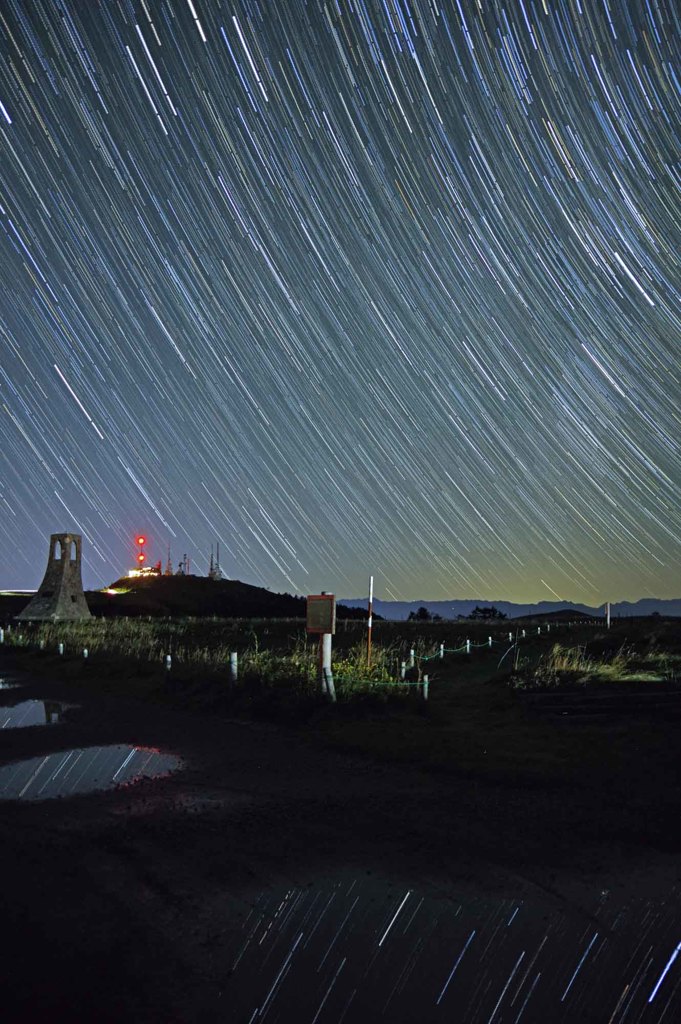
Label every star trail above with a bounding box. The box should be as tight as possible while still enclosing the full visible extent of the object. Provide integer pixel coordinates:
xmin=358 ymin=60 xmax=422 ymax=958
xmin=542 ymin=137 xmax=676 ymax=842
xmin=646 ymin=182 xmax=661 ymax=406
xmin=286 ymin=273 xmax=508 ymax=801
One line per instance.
xmin=0 ymin=0 xmax=678 ymax=602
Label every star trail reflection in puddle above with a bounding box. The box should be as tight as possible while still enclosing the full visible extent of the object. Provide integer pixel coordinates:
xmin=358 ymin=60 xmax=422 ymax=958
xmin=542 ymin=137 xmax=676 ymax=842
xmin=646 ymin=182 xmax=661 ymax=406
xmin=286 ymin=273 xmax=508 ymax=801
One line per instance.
xmin=0 ymin=744 xmax=182 ymax=800
xmin=1 ymin=699 xmax=75 ymax=728
xmin=216 ymin=875 xmax=681 ymax=1022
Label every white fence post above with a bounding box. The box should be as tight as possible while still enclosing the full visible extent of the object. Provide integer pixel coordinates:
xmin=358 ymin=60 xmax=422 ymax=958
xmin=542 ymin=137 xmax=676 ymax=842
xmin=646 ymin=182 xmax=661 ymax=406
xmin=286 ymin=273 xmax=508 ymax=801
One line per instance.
xmin=422 ymin=675 xmax=429 ymax=701
xmin=488 ymin=636 xmax=492 ymax=648
xmin=58 ymin=642 xmax=64 ymax=656
xmin=83 ymin=648 xmax=88 ymax=660
xmin=409 ymin=648 xmax=415 ymax=668
xmin=466 ymin=639 xmax=471 ymax=654
xmin=229 ymin=652 xmax=238 ymax=684
xmin=439 ymin=643 xmax=444 ymax=659
xmin=400 ymin=660 xmax=406 ymax=681
xmin=322 ymin=633 xmax=335 ymax=702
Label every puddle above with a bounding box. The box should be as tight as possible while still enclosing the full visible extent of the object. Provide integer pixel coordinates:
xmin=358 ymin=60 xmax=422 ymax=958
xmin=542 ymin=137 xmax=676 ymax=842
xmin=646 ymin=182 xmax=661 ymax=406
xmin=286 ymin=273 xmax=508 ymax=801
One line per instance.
xmin=215 ymin=873 xmax=681 ymax=1023
xmin=0 ymin=745 xmax=182 ymax=800
xmin=1 ymin=700 xmax=74 ymax=728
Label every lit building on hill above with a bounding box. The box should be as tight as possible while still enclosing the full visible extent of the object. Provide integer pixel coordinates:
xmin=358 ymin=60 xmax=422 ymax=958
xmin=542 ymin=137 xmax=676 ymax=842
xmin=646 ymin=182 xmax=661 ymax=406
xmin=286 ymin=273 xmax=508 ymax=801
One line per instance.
xmin=121 ymin=539 xmax=225 ymax=580
xmin=127 ymin=563 xmax=161 ymax=579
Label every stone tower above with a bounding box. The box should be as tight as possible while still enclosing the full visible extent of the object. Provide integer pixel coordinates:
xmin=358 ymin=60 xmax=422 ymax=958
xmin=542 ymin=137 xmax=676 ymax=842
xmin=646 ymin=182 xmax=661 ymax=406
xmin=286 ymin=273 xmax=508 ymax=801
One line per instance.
xmin=17 ymin=533 xmax=91 ymax=622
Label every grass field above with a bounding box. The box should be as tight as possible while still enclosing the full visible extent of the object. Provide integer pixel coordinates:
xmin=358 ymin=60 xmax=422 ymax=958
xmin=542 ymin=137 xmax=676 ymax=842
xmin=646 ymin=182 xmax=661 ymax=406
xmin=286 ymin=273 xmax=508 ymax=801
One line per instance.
xmin=4 ymin=614 xmax=585 ymax=702
xmin=6 ymin=613 xmax=672 ymax=704
xmin=3 ymin=614 xmax=681 ymax=851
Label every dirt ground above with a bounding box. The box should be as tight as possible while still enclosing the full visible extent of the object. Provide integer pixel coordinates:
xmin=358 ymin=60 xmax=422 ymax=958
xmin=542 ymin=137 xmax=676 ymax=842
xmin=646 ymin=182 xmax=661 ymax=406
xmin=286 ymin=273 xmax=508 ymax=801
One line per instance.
xmin=1 ymin=652 xmax=681 ymax=1023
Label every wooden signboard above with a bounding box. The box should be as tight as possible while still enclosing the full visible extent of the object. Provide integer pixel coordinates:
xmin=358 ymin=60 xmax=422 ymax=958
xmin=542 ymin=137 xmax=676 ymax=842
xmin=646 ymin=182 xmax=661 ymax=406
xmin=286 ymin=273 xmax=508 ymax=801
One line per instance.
xmin=306 ymin=593 xmax=336 ymax=634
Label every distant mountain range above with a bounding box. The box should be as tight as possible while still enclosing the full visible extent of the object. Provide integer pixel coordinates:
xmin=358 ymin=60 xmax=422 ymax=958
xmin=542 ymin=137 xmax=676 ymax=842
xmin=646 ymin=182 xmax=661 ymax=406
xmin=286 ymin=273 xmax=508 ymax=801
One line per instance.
xmin=339 ymin=597 xmax=681 ymax=621
xmin=4 ymin=578 xmax=679 ymax=623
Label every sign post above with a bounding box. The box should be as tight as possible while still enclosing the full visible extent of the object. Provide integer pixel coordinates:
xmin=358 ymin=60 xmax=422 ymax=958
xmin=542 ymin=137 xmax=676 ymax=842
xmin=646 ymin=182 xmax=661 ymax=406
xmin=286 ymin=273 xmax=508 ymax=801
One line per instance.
xmin=307 ymin=593 xmax=336 ymax=701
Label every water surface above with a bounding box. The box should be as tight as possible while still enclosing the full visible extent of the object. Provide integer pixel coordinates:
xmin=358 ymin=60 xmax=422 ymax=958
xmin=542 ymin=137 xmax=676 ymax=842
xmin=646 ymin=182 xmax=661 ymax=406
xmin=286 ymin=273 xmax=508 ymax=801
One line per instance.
xmin=0 ymin=745 xmax=182 ymax=800
xmin=1 ymin=700 xmax=74 ymax=728
xmin=218 ymin=872 xmax=681 ymax=1023
xmin=0 ymin=678 xmax=22 ymax=690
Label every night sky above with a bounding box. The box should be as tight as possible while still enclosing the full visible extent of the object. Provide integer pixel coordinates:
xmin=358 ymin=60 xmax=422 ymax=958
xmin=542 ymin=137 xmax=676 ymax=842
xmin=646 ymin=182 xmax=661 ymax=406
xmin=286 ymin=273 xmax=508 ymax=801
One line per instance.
xmin=0 ymin=1 xmax=679 ymax=603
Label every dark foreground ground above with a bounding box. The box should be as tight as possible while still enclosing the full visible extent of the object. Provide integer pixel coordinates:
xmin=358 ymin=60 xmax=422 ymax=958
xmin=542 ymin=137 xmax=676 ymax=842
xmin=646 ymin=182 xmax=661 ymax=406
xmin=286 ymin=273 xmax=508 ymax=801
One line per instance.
xmin=1 ymin=647 xmax=681 ymax=1024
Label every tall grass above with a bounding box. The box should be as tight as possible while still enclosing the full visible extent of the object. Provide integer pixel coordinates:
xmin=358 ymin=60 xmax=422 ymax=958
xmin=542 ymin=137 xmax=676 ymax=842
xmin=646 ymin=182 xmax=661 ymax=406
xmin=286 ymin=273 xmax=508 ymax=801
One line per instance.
xmin=516 ymin=642 xmax=681 ymax=690
xmin=8 ymin=618 xmax=443 ymax=700
xmin=7 ymin=617 xmax=547 ymax=702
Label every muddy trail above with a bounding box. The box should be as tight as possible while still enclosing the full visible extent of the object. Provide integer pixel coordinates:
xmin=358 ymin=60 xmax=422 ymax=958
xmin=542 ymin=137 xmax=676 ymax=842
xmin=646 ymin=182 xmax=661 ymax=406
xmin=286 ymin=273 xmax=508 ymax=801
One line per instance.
xmin=1 ymin=658 xmax=681 ymax=1023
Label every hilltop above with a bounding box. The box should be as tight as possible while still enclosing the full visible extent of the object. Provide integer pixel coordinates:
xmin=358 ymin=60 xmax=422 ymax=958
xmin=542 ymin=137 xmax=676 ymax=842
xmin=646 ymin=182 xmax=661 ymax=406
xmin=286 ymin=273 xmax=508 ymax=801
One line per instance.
xmin=92 ymin=574 xmax=371 ymax=620
xmin=0 ymin=574 xmax=367 ymax=622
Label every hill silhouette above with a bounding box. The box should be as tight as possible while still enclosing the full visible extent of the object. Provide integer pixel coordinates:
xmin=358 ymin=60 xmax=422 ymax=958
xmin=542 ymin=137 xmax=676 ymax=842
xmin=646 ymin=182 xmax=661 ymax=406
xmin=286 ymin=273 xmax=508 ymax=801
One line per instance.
xmin=1 ymin=576 xmax=371 ymax=621
xmin=88 ymin=575 xmax=367 ymax=620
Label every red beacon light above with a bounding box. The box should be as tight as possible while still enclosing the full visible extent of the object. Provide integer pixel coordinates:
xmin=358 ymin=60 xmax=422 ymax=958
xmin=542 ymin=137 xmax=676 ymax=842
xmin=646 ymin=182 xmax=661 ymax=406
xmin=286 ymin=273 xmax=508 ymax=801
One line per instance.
xmin=127 ymin=534 xmax=150 ymax=578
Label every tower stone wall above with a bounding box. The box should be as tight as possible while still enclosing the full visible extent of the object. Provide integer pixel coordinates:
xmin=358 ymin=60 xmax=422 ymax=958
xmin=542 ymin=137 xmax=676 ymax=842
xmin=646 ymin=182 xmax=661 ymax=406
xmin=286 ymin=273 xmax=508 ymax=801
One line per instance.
xmin=17 ymin=533 xmax=91 ymax=622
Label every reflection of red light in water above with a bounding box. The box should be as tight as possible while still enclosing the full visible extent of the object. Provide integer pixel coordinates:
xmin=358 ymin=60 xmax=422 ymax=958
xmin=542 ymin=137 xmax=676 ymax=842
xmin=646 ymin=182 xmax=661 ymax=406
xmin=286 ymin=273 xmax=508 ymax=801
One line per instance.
xmin=114 ymin=747 xmax=180 ymax=792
